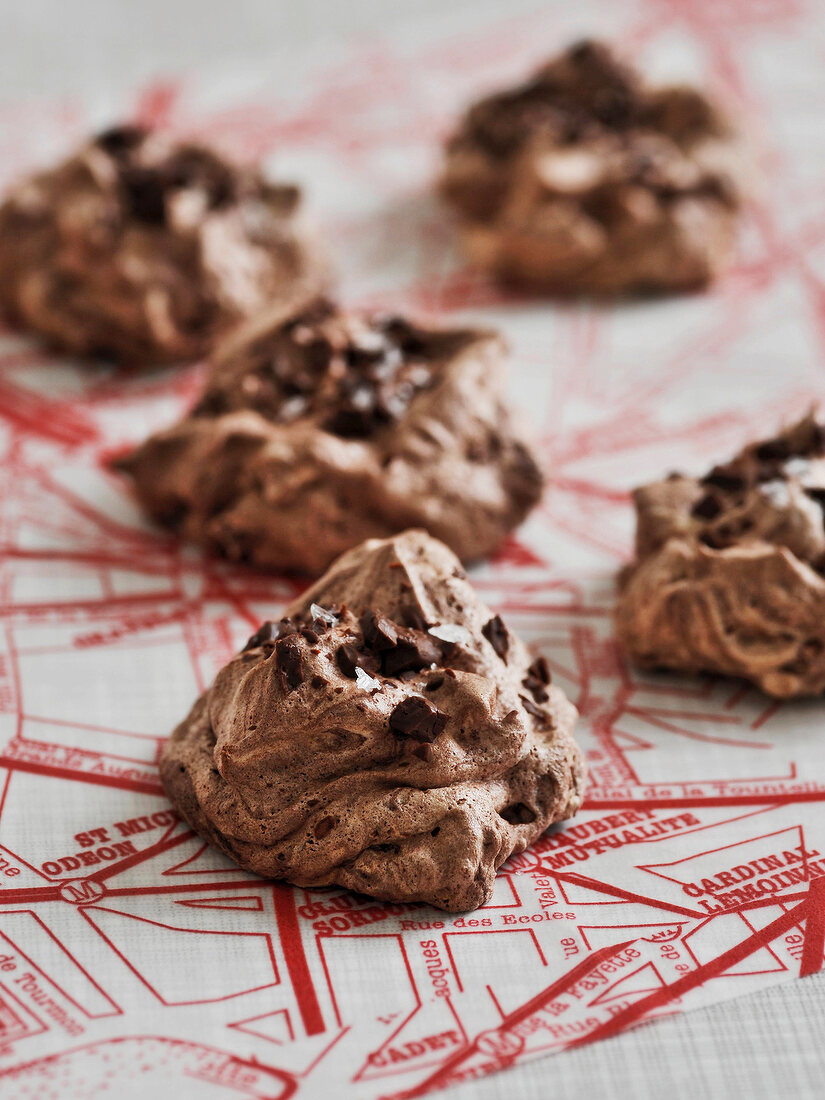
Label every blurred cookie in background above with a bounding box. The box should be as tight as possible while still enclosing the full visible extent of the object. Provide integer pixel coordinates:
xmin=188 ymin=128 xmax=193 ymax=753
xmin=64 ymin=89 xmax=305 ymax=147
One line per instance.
xmin=0 ymin=125 xmax=327 ymax=363
xmin=616 ymin=414 xmax=825 ymax=697
xmin=440 ymin=39 xmax=742 ymax=295
xmin=116 ymin=296 xmax=544 ymax=573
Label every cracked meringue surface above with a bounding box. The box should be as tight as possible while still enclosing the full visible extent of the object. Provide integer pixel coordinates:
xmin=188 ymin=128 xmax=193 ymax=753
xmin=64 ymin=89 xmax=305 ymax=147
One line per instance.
xmin=0 ymin=125 xmax=326 ymax=363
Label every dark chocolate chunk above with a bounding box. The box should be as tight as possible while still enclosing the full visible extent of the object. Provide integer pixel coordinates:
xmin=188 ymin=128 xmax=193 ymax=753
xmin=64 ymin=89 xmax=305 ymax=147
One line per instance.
xmin=243 ymin=620 xmax=279 ymax=651
xmin=755 ymin=438 xmax=791 ymax=462
xmin=809 ymin=486 xmax=825 ymax=519
xmin=324 ymin=376 xmax=384 ymax=438
xmin=162 ymin=147 xmax=236 ymax=209
xmin=382 ymin=629 xmax=443 ymax=677
xmin=569 ymin=38 xmax=598 ymax=63
xmin=527 ymin=655 xmax=551 ymax=685
xmin=424 ymin=674 xmax=445 ymax=692
xmin=520 ymin=694 xmax=548 ymax=724
xmin=95 ymin=125 xmax=146 ymax=156
xmin=701 ymin=467 xmax=746 ymax=493
xmin=525 ymin=655 xmax=552 ymax=699
xmin=311 ymin=675 xmax=328 ymax=689
xmin=389 ymin=696 xmax=448 ymax=742
xmin=593 ymin=87 xmax=632 ymax=127
xmin=157 ymin=498 xmax=187 ymax=529
xmin=482 ymin=615 xmax=509 ymax=661
xmin=335 ymin=643 xmax=379 ymax=679
xmin=315 ymin=817 xmax=335 ymax=839
xmin=275 ymin=635 xmax=304 ymax=691
xmin=360 ymin=610 xmax=399 ymax=651
xmin=121 ymin=167 xmax=167 ymax=225
xmin=698 ymin=530 xmax=727 ymax=549
xmin=335 ymin=643 xmax=358 ymax=678
xmin=810 ymin=423 xmax=825 ymax=454
xmin=522 ymin=672 xmax=549 ymax=704
xmin=691 ymin=493 xmax=722 ymax=520
xmin=412 ymin=742 xmax=434 ymax=762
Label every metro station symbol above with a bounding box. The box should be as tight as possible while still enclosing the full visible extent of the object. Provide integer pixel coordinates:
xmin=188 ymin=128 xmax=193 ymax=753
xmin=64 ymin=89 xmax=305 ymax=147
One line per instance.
xmin=58 ymin=879 xmax=106 ymax=905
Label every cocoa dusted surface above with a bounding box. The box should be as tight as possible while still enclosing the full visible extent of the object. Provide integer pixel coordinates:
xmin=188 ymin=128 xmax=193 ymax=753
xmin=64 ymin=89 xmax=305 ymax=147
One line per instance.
xmin=117 ymin=297 xmax=545 ymax=574
xmin=440 ymin=39 xmax=742 ymax=295
xmin=160 ymin=530 xmax=585 ymax=912
xmin=0 ymin=125 xmax=327 ymax=363
xmin=616 ymin=414 xmax=825 ymax=697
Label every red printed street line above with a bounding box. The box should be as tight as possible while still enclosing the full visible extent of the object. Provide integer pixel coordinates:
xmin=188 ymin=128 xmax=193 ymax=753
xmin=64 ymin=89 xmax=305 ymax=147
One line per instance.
xmin=0 ymin=884 xmax=62 ymax=905
xmin=0 ymin=831 xmax=197 ymax=906
xmin=91 ymin=829 xmax=196 ymax=882
xmin=586 ymin=793 xmax=825 ymax=810
xmin=0 ymin=755 xmax=163 ymax=796
xmin=546 ymin=870 xmax=705 ymax=920
xmin=0 ymin=377 xmax=97 ymax=448
xmin=389 ymin=940 xmax=636 ymax=1099
xmin=799 ymin=876 xmax=825 ymax=977
xmin=566 ymin=892 xmax=814 ymax=1049
xmin=103 ymin=879 xmax=265 ymax=900
xmin=272 ymin=885 xmax=326 ymax=1037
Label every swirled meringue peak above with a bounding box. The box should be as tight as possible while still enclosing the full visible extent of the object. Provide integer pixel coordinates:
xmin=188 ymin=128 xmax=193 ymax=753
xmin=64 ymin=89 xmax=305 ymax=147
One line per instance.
xmin=161 ymin=529 xmax=585 ymax=911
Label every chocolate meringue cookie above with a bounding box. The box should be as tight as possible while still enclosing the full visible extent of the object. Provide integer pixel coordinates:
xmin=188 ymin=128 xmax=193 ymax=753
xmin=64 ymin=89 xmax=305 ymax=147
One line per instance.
xmin=161 ymin=530 xmax=585 ymax=911
xmin=616 ymin=415 xmax=825 ymax=697
xmin=117 ymin=296 xmax=544 ymax=574
xmin=440 ymin=39 xmax=741 ymax=294
xmin=0 ymin=125 xmax=326 ymax=363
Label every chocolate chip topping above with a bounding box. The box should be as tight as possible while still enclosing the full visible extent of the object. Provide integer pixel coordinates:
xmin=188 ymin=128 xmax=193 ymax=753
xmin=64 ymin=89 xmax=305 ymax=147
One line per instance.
xmin=121 ymin=167 xmax=167 ymax=225
xmin=95 ymin=125 xmax=147 ymax=157
xmin=755 ymin=438 xmax=791 ymax=463
xmin=482 ymin=615 xmax=509 ymax=660
xmin=108 ymin=141 xmax=241 ymax=228
xmin=389 ymin=696 xmax=448 ymax=742
xmin=243 ymin=620 xmax=280 ymax=651
xmin=522 ymin=655 xmax=552 ymax=704
xmin=360 ymin=610 xmax=400 ymax=651
xmin=382 ymin=628 xmax=443 ymax=678
xmin=243 ymin=609 xmax=340 ymax=686
xmin=527 ymin=655 xmax=551 ymax=685
xmin=193 ymin=303 xmax=468 ymax=440
xmin=274 ymin=635 xmax=304 ymax=692
xmin=335 ymin=642 xmax=380 ymax=679
xmin=691 ymin=493 xmax=722 ymax=520
xmin=454 ymin=39 xmax=650 ymax=161
xmin=701 ymin=467 xmax=747 ymax=493
xmin=520 ymin=694 xmax=550 ymax=725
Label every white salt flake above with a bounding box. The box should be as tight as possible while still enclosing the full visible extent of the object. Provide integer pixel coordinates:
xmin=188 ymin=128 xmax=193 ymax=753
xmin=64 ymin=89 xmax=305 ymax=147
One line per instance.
xmin=310 ymin=603 xmax=338 ymax=625
xmin=785 ymin=457 xmax=810 ymax=478
xmin=429 ymin=623 xmax=471 ymax=645
xmin=355 ymin=666 xmax=381 ymax=692
xmin=759 ymin=479 xmax=791 ymax=508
